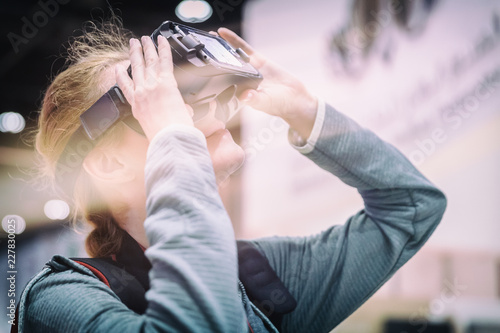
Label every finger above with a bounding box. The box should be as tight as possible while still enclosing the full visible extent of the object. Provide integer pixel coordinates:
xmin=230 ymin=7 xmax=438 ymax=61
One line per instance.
xmin=217 ymin=27 xmax=266 ymax=68
xmin=238 ymin=88 xmax=271 ymax=112
xmin=208 ymin=31 xmax=219 ymax=37
xmin=157 ymin=35 xmax=175 ymax=79
xmin=115 ymin=64 xmax=135 ymax=105
xmin=141 ymin=35 xmax=159 ymax=71
xmin=217 ymin=27 xmax=255 ymax=55
xmin=129 ymin=38 xmax=145 ymax=86
xmin=239 ymin=89 xmax=257 ymax=102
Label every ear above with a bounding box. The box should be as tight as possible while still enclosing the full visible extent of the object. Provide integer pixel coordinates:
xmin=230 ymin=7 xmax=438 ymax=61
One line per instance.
xmin=82 ymin=148 xmax=135 ymax=183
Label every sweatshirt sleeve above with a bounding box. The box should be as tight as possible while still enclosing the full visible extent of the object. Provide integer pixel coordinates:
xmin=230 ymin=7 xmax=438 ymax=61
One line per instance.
xmin=250 ymin=103 xmax=447 ymax=333
xmin=20 ymin=125 xmax=247 ymax=333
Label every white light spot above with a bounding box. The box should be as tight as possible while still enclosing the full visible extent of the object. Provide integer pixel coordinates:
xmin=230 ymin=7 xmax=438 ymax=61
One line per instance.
xmin=0 ymin=112 xmax=26 ymax=133
xmin=176 ymin=0 xmax=213 ymax=23
xmin=2 ymin=215 xmax=26 ymax=234
xmin=44 ymin=200 xmax=70 ymax=220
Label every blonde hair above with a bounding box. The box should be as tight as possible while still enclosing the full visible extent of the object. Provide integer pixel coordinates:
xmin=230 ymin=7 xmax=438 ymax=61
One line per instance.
xmin=35 ymin=16 xmax=135 ymax=257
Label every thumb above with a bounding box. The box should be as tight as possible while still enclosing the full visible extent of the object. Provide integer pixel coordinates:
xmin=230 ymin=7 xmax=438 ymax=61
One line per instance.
xmin=115 ymin=64 xmax=135 ymax=105
xmin=240 ymin=89 xmax=272 ymax=113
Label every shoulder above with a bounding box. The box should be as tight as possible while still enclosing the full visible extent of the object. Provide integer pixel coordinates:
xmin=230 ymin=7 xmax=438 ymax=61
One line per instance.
xmin=22 ymin=254 xmax=118 ymax=299
xmin=20 ymin=254 xmax=119 ymax=305
xmin=19 ymin=255 xmax=122 ymax=332
xmin=28 ymin=254 xmax=111 ymax=287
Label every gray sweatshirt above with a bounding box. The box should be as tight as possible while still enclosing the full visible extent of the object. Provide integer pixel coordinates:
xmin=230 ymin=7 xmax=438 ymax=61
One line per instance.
xmin=18 ymin=102 xmax=446 ymax=332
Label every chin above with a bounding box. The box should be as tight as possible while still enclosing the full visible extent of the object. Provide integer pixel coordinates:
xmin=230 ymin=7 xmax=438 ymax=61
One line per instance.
xmin=206 ymin=129 xmax=245 ymax=184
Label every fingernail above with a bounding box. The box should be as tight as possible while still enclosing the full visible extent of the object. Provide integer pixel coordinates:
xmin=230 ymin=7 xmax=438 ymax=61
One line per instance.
xmin=242 ymin=91 xmax=254 ymax=102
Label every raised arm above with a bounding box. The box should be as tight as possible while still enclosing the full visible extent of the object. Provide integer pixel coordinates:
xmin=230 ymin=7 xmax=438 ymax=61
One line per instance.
xmin=218 ymin=28 xmax=446 ymax=333
xmin=251 ymin=101 xmax=446 ymax=333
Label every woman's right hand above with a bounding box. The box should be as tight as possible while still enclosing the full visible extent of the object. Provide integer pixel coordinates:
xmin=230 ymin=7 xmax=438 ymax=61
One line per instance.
xmin=116 ymin=35 xmax=194 ymax=142
xmin=217 ymin=28 xmax=318 ymax=141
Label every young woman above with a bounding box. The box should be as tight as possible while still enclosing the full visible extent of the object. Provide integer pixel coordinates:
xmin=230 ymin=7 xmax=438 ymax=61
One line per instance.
xmin=17 ymin=18 xmax=446 ymax=333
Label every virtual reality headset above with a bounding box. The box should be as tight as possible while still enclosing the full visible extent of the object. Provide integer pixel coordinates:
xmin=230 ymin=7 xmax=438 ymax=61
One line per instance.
xmin=56 ymin=21 xmax=263 ymax=197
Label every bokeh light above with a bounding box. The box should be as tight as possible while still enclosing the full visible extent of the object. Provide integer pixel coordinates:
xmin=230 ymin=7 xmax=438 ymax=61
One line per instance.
xmin=2 ymin=215 xmax=26 ymax=234
xmin=0 ymin=112 xmax=26 ymax=134
xmin=44 ymin=200 xmax=70 ymax=220
xmin=175 ymin=0 xmax=213 ymax=23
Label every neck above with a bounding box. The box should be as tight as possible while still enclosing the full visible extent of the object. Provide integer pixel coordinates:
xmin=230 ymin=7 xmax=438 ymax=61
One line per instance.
xmin=111 ymin=199 xmax=149 ymax=249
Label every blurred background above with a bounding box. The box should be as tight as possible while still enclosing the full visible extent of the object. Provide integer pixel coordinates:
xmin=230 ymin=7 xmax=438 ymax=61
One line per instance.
xmin=1 ymin=0 xmax=499 ymax=332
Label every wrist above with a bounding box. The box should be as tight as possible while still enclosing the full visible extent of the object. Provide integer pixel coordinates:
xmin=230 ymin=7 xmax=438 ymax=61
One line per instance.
xmin=141 ymin=113 xmax=194 ymax=142
xmin=282 ymin=92 xmax=318 ymax=140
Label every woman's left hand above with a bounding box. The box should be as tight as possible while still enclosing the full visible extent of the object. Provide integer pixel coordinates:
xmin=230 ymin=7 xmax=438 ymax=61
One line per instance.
xmin=217 ymin=28 xmax=318 ymax=140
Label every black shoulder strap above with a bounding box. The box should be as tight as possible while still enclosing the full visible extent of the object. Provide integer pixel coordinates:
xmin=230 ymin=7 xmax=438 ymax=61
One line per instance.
xmin=237 ymin=241 xmax=297 ymax=329
xmin=70 ymin=257 xmax=148 ymax=314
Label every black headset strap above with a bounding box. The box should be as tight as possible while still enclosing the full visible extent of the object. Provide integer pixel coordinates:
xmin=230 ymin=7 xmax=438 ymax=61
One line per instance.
xmin=55 ymin=115 xmax=144 ymax=199
xmin=54 ymin=126 xmax=95 ymax=199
